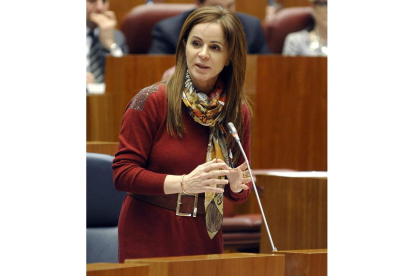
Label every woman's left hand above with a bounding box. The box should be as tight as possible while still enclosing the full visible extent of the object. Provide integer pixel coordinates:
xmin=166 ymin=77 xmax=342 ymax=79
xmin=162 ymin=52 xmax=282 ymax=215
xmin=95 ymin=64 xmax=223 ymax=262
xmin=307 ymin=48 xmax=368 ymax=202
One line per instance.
xmin=226 ymin=162 xmax=251 ymax=193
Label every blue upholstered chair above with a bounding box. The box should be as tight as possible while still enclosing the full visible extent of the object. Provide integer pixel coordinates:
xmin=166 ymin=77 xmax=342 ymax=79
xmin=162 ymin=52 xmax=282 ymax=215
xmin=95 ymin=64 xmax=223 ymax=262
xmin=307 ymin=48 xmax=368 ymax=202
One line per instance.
xmin=87 ymin=153 xmax=125 ymax=263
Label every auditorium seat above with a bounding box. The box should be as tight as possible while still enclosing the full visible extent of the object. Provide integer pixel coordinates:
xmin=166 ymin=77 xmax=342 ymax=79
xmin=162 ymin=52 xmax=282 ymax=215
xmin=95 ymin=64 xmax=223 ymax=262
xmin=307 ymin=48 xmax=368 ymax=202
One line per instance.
xmin=263 ymin=7 xmax=314 ymax=53
xmin=120 ymin=3 xmax=195 ymax=54
xmin=87 ymin=153 xmax=125 ymax=263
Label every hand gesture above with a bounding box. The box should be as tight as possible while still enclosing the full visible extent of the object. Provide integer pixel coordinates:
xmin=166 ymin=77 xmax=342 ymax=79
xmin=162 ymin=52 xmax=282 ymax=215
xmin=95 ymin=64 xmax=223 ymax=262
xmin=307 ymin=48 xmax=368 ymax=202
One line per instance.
xmin=86 ymin=72 xmax=95 ymax=84
xmin=183 ymin=159 xmax=229 ymax=194
xmin=226 ymin=162 xmax=251 ymax=193
xmin=90 ymin=11 xmax=117 ymax=49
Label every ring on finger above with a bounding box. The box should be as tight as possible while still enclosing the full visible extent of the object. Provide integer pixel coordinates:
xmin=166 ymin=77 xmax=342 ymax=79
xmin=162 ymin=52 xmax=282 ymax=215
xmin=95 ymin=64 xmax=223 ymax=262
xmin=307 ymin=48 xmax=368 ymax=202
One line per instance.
xmin=243 ymin=170 xmax=249 ymax=178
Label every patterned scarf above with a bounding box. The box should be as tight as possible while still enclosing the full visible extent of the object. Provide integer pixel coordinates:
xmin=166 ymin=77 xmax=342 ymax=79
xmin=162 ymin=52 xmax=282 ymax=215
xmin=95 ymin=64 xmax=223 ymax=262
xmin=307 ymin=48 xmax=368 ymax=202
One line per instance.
xmin=182 ymin=70 xmax=229 ymax=239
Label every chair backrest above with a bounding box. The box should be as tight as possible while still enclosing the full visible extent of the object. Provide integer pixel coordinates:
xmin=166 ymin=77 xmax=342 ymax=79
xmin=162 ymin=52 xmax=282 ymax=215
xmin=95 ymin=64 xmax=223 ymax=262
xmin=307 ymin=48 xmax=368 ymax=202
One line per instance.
xmin=120 ymin=3 xmax=195 ymax=54
xmin=87 ymin=153 xmax=124 ymax=227
xmin=87 ymin=152 xmax=125 ymax=263
xmin=263 ymin=7 xmax=314 ymax=54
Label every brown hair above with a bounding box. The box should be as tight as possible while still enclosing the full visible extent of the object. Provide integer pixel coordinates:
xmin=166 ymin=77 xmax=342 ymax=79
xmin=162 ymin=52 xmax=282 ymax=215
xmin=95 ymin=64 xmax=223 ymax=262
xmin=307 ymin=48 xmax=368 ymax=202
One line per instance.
xmin=165 ymin=5 xmax=251 ymax=163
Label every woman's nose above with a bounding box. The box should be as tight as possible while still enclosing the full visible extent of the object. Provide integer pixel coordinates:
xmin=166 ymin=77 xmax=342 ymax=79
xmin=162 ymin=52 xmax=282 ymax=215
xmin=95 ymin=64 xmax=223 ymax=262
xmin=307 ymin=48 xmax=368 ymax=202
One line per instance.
xmin=198 ymin=46 xmax=209 ymax=59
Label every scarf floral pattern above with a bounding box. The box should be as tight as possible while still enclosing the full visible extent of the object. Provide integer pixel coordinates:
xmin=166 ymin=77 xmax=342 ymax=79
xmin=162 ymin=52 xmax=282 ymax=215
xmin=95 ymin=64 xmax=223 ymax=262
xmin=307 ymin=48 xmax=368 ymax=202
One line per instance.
xmin=182 ymin=70 xmax=229 ymax=239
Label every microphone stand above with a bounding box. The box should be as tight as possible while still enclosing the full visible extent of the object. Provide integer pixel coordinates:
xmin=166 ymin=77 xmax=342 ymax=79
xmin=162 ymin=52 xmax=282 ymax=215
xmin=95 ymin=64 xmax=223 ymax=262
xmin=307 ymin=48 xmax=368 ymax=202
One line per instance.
xmin=227 ymin=123 xmax=277 ymax=252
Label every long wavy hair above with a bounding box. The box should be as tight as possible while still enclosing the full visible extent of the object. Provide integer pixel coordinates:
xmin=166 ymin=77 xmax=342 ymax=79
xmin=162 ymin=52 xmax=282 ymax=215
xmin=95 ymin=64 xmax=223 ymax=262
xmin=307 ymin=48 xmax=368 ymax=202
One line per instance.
xmin=165 ymin=5 xmax=251 ymax=163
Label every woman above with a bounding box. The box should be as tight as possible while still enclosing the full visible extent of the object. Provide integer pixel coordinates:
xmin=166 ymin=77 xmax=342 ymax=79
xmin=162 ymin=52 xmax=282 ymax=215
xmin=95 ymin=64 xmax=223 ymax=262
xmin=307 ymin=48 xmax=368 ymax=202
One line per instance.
xmin=112 ymin=6 xmax=252 ymax=262
xmin=282 ymin=0 xmax=328 ymax=56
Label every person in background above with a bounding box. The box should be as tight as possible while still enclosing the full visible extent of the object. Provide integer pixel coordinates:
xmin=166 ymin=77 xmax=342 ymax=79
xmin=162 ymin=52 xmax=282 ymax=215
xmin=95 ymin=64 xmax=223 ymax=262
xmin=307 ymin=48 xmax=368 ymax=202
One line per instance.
xmin=86 ymin=0 xmax=128 ymax=84
xmin=113 ymin=6 xmax=252 ymax=262
xmin=148 ymin=0 xmax=271 ymax=54
xmin=266 ymin=0 xmax=283 ymax=18
xmin=282 ymin=0 xmax=327 ymax=56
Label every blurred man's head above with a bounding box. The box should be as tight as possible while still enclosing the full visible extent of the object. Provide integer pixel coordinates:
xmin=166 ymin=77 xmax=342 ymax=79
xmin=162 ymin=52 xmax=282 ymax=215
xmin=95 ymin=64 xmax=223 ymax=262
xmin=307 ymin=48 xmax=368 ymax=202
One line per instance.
xmin=196 ymin=0 xmax=236 ymax=12
xmin=86 ymin=0 xmax=110 ymax=29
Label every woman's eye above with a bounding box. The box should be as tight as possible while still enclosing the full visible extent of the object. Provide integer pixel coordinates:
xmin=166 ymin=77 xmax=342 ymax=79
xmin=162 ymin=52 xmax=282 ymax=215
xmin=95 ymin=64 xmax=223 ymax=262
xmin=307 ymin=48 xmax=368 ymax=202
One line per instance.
xmin=192 ymin=41 xmax=201 ymax=47
xmin=211 ymin=45 xmax=221 ymax=51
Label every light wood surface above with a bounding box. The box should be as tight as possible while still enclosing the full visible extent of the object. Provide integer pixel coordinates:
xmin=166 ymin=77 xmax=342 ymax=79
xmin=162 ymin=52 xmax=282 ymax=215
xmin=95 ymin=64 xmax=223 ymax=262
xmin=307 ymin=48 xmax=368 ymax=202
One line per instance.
xmin=125 ymin=253 xmax=285 ymax=276
xmin=87 ymin=141 xmax=119 ymax=156
xmin=258 ymin=173 xmax=327 ymax=253
xmin=87 ymin=263 xmax=150 ymax=276
xmin=235 ymin=0 xmax=266 ymax=20
xmin=278 ymin=0 xmax=311 ymax=8
xmin=87 ymin=55 xmax=175 ymax=142
xmin=252 ymin=56 xmax=327 ymax=171
xmin=87 ymin=93 xmax=117 ymax=142
xmin=276 ymin=249 xmax=327 ymax=276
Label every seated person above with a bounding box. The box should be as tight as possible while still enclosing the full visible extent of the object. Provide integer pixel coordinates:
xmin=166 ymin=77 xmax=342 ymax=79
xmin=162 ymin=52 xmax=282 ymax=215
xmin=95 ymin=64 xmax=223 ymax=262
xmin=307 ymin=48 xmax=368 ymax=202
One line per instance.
xmin=266 ymin=0 xmax=283 ymax=18
xmin=86 ymin=0 xmax=128 ymax=84
xmin=148 ymin=0 xmax=272 ymax=55
xmin=282 ymin=0 xmax=327 ymax=56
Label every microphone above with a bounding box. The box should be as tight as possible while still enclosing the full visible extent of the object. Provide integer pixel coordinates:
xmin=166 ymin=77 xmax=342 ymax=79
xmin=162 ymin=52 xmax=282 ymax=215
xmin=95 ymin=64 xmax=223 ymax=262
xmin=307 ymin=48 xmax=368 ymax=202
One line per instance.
xmin=227 ymin=122 xmax=277 ymax=252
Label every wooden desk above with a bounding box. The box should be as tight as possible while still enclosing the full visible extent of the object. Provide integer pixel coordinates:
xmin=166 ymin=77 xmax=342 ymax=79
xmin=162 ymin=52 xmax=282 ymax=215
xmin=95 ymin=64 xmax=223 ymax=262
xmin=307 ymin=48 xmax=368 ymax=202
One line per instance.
xmin=86 ymin=251 xmax=326 ymax=276
xmin=258 ymin=172 xmax=327 ymax=253
xmin=276 ymin=249 xmax=327 ymax=276
xmin=125 ymin=253 xmax=285 ymax=276
xmin=87 ymin=263 xmax=149 ymax=276
xmin=87 ymin=141 xmax=119 ymax=156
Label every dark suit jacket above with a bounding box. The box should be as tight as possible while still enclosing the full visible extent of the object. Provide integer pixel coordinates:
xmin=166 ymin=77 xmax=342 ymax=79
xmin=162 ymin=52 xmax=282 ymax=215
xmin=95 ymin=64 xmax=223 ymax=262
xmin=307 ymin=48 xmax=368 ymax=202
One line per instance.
xmin=88 ymin=29 xmax=129 ymax=83
xmin=148 ymin=10 xmax=271 ymax=54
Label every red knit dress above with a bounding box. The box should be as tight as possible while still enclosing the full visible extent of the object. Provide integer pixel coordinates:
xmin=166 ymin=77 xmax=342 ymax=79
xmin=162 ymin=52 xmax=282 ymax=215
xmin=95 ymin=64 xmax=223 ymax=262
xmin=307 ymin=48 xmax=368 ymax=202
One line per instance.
xmin=112 ymin=82 xmax=252 ymax=262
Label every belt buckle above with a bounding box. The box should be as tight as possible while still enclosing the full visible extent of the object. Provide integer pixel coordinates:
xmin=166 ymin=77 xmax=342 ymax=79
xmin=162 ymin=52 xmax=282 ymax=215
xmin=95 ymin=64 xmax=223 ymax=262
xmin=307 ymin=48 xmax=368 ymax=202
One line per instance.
xmin=176 ymin=193 xmax=198 ymax=217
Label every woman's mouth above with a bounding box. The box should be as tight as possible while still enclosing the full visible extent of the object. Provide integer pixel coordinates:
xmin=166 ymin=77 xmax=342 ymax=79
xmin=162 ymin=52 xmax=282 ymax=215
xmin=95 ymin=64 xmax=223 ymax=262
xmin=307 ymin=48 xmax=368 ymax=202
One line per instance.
xmin=196 ymin=63 xmax=209 ymax=69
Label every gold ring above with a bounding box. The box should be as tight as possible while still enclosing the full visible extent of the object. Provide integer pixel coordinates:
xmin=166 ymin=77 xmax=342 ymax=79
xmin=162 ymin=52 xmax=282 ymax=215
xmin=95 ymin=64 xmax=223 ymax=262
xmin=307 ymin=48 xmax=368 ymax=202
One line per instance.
xmin=243 ymin=170 xmax=249 ymax=178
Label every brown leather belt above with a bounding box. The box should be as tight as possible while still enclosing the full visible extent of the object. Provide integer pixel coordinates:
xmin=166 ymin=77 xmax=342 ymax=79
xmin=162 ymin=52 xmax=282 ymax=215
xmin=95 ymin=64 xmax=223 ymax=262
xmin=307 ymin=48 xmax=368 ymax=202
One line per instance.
xmin=127 ymin=192 xmax=205 ymax=217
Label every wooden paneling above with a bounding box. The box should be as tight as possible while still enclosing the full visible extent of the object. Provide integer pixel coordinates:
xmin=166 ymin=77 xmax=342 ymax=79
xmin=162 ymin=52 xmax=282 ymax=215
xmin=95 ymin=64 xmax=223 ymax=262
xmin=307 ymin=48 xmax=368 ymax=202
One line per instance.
xmin=236 ymin=0 xmax=266 ymax=20
xmin=252 ymin=56 xmax=327 ymax=171
xmin=87 ymin=93 xmax=116 ymax=141
xmin=277 ymin=249 xmax=327 ymax=276
xmin=87 ymin=55 xmax=175 ymax=142
xmin=87 ymin=263 xmax=150 ymax=276
xmin=125 ymin=253 xmax=285 ymax=276
xmin=87 ymin=141 xmax=119 ymax=156
xmin=258 ymin=173 xmax=327 ymax=253
xmin=245 ymin=55 xmax=258 ymax=97
xmin=278 ymin=0 xmax=312 ymax=8
xmin=110 ymin=0 xmax=145 ymax=28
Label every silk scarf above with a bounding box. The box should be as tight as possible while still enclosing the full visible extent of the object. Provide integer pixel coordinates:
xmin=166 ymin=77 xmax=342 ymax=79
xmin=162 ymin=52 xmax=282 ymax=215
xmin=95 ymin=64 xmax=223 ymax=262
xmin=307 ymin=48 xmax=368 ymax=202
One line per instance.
xmin=182 ymin=70 xmax=229 ymax=239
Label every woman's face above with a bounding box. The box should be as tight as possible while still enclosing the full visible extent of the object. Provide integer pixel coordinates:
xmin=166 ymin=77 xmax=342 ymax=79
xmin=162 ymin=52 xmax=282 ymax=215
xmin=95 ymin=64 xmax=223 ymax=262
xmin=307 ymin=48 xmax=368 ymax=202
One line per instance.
xmin=185 ymin=22 xmax=229 ymax=94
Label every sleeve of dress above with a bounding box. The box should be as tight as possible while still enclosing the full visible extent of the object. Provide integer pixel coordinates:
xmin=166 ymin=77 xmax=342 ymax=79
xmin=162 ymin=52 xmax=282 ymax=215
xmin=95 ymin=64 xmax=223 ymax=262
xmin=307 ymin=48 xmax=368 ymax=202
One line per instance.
xmin=112 ymin=85 xmax=168 ymax=195
xmin=224 ymin=103 xmax=252 ymax=203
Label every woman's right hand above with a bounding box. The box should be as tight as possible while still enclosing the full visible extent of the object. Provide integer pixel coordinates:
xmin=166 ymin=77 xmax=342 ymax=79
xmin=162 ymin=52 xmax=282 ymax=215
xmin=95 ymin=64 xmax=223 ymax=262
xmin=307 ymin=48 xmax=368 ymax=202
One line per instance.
xmin=183 ymin=159 xmax=229 ymax=194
